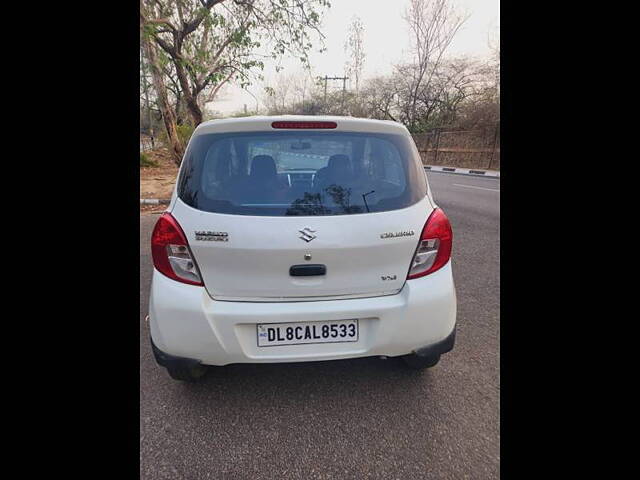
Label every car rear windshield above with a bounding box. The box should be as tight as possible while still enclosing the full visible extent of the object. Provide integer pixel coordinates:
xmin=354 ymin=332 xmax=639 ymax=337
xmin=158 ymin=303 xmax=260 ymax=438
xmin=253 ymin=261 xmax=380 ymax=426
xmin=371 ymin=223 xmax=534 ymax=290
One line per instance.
xmin=177 ymin=131 xmax=427 ymax=216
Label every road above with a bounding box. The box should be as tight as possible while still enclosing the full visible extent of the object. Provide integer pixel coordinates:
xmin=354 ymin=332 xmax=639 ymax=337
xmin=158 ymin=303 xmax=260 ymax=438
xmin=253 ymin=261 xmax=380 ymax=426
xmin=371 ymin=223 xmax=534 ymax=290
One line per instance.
xmin=140 ymin=171 xmax=500 ymax=479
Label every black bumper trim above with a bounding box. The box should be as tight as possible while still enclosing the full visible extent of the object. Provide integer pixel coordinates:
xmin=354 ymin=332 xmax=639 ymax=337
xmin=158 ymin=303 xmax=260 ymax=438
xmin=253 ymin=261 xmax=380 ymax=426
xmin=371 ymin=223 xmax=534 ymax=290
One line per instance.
xmin=150 ymin=336 xmax=202 ymax=370
xmin=413 ymin=325 xmax=456 ymax=358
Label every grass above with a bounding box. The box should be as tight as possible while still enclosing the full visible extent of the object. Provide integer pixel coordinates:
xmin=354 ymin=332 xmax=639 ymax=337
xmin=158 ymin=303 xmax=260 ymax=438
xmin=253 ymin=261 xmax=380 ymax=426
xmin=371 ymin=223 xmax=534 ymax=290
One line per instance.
xmin=140 ymin=152 xmax=159 ymax=168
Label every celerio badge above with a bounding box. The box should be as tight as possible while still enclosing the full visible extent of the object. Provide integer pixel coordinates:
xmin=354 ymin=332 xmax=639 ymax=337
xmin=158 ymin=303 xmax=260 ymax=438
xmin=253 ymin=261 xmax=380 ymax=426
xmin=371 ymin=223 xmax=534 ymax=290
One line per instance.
xmin=380 ymin=230 xmax=415 ymax=239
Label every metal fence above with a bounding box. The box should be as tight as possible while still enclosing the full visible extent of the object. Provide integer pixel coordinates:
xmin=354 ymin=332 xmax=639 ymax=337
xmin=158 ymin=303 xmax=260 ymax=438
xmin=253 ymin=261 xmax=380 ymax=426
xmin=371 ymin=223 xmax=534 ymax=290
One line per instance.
xmin=412 ymin=123 xmax=500 ymax=170
xmin=140 ymin=131 xmax=158 ymax=152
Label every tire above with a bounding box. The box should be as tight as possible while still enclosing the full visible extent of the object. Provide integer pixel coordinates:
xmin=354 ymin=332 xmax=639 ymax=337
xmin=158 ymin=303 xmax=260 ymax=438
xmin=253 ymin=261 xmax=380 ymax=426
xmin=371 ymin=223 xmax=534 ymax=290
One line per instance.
xmin=401 ymin=353 xmax=441 ymax=370
xmin=166 ymin=363 xmax=208 ymax=382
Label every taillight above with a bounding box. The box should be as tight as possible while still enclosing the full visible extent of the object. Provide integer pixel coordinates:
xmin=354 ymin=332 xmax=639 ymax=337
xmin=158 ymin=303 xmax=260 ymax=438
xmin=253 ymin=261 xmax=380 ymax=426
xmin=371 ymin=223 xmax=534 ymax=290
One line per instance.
xmin=271 ymin=121 xmax=337 ymax=129
xmin=151 ymin=213 xmax=203 ymax=286
xmin=407 ymin=208 xmax=453 ymax=279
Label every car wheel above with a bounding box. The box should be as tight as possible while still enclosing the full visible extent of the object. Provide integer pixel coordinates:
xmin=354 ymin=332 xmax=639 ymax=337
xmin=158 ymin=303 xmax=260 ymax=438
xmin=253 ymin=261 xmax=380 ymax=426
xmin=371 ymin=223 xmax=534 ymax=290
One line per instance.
xmin=401 ymin=353 xmax=441 ymax=369
xmin=166 ymin=364 xmax=208 ymax=382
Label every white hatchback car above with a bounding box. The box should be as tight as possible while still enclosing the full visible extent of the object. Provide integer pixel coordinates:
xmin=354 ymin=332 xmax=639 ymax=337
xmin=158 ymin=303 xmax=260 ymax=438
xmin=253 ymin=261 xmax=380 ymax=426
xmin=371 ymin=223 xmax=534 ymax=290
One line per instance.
xmin=149 ymin=116 xmax=456 ymax=381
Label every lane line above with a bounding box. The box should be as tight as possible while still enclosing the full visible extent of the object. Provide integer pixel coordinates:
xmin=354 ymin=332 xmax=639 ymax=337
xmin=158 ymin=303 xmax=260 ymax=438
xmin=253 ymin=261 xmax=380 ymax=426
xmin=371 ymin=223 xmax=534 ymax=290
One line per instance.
xmin=453 ymin=183 xmax=500 ymax=192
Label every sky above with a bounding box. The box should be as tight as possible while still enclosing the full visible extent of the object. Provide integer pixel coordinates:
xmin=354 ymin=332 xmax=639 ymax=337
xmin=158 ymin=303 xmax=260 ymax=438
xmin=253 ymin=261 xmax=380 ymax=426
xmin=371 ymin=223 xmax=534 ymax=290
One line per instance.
xmin=210 ymin=0 xmax=499 ymax=115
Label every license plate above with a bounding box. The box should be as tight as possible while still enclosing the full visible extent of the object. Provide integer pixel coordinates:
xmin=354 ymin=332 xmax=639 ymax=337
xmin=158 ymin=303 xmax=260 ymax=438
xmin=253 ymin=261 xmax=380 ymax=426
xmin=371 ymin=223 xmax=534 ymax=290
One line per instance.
xmin=257 ymin=319 xmax=359 ymax=347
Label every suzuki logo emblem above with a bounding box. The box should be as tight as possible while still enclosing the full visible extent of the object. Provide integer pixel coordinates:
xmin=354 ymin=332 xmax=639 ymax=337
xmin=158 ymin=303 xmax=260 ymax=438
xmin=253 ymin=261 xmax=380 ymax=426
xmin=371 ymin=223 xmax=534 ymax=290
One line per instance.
xmin=298 ymin=227 xmax=317 ymax=242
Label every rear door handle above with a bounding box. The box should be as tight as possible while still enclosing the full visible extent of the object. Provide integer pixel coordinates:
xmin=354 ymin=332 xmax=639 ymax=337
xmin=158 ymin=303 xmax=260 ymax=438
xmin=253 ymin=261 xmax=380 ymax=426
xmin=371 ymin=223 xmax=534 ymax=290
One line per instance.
xmin=289 ymin=264 xmax=326 ymax=276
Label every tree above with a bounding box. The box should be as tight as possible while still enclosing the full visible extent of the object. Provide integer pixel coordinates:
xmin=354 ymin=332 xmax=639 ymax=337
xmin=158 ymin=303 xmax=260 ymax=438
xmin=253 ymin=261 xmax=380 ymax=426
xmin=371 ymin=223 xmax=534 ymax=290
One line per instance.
xmin=402 ymin=0 xmax=468 ymax=132
xmin=263 ymin=71 xmax=316 ymax=114
xmin=453 ymin=59 xmax=500 ymax=129
xmin=359 ymin=76 xmax=399 ymax=120
xmin=141 ymin=0 xmax=329 ymax=124
xmin=140 ymin=12 xmax=185 ymax=162
xmin=264 ymin=72 xmax=295 ymax=114
xmin=344 ymin=16 xmax=365 ymax=96
xmin=140 ymin=0 xmax=330 ymax=164
xmin=409 ymin=57 xmax=477 ymax=128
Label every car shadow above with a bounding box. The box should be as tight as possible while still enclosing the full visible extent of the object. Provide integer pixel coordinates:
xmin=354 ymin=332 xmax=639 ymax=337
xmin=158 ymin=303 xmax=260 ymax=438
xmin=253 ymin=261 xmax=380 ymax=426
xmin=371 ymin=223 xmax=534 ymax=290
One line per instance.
xmin=173 ymin=356 xmax=435 ymax=409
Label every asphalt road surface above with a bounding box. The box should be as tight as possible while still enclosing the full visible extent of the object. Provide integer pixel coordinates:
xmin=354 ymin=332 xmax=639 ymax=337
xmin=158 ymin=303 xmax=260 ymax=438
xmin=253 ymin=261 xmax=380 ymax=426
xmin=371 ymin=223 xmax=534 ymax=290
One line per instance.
xmin=140 ymin=171 xmax=500 ymax=479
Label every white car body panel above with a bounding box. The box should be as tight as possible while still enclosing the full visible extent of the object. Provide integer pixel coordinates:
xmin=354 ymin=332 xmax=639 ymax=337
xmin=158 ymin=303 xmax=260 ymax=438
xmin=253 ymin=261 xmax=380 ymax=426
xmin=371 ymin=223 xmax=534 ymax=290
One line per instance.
xmin=149 ymin=261 xmax=456 ymax=365
xmin=194 ymin=115 xmax=409 ymax=135
xmin=171 ymin=196 xmax=432 ymax=301
xmin=150 ymin=115 xmax=455 ymax=366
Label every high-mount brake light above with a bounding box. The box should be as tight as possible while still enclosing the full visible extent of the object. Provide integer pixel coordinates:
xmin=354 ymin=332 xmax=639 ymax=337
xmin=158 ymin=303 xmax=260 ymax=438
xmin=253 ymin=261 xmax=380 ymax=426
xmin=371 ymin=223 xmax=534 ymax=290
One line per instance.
xmin=151 ymin=213 xmax=203 ymax=286
xmin=407 ymin=208 xmax=453 ymax=279
xmin=271 ymin=121 xmax=337 ymax=129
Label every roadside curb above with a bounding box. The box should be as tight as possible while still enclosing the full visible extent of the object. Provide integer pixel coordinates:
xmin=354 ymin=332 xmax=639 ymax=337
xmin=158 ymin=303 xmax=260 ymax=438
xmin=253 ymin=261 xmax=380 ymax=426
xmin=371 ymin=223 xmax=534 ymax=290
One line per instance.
xmin=424 ymin=165 xmax=500 ymax=178
xmin=140 ymin=198 xmax=171 ymax=205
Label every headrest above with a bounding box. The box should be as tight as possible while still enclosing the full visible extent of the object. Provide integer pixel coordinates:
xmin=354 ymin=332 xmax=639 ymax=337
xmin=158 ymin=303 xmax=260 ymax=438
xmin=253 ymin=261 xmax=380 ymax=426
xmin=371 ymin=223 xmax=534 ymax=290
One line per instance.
xmin=250 ymin=155 xmax=277 ymax=178
xmin=328 ymin=154 xmax=351 ymax=171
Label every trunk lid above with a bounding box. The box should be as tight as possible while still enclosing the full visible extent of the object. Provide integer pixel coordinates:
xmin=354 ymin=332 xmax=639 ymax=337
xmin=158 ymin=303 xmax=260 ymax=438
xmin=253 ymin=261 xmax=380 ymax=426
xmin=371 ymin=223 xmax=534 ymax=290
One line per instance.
xmin=172 ymin=198 xmax=432 ymax=301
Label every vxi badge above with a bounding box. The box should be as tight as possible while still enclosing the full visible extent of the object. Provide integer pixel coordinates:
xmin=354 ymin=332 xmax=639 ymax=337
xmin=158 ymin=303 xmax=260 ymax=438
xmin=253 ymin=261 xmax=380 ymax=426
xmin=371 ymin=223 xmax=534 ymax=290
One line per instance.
xmin=380 ymin=230 xmax=415 ymax=239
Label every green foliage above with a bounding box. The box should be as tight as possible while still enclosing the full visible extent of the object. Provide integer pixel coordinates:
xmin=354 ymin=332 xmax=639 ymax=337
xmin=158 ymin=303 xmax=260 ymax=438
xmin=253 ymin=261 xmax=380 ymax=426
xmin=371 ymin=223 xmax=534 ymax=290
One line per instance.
xmin=140 ymin=152 xmax=159 ymax=168
xmin=159 ymin=123 xmax=195 ymax=148
xmin=176 ymin=124 xmax=195 ymax=146
xmin=142 ymin=0 xmax=331 ymax=138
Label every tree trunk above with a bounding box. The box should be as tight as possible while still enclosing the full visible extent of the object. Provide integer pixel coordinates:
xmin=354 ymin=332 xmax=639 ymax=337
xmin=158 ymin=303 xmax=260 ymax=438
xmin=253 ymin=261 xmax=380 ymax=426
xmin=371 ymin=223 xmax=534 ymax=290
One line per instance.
xmin=173 ymin=60 xmax=203 ymax=125
xmin=141 ymin=34 xmax=184 ymax=165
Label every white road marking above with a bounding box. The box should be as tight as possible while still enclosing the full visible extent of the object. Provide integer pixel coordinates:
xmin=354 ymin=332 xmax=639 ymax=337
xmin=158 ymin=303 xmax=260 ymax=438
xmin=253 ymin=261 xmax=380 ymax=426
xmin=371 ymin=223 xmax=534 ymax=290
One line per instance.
xmin=453 ymin=183 xmax=500 ymax=192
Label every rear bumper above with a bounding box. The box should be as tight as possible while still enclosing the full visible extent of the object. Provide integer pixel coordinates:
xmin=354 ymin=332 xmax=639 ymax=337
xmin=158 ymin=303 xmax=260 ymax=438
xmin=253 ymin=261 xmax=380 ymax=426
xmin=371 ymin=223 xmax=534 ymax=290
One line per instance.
xmin=413 ymin=326 xmax=455 ymax=358
xmin=149 ymin=261 xmax=457 ymax=366
xmin=150 ymin=324 xmax=456 ymax=370
xmin=151 ymin=335 xmax=203 ymax=370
